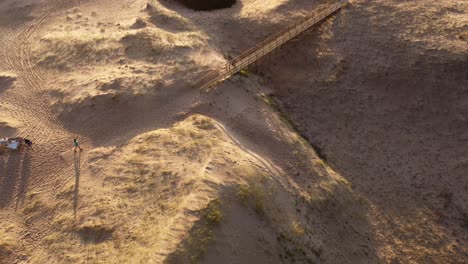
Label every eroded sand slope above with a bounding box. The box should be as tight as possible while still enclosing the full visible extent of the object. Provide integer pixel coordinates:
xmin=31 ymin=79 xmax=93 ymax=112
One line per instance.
xmin=261 ymin=0 xmax=468 ymax=262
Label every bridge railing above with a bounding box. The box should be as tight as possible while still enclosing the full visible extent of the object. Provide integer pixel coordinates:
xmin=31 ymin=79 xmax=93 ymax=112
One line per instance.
xmin=193 ymin=0 xmax=346 ymax=90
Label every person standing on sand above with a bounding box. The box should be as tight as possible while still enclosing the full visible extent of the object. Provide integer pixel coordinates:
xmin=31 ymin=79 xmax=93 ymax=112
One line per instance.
xmin=73 ymin=139 xmax=82 ymax=152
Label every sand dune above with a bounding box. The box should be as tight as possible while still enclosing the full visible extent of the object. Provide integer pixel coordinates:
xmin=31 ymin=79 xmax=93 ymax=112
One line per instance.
xmin=0 ymin=0 xmax=466 ymax=263
xmin=259 ymin=0 xmax=468 ymax=262
xmin=0 ymin=73 xmax=16 ymax=90
xmin=0 ymin=116 xmax=21 ymax=138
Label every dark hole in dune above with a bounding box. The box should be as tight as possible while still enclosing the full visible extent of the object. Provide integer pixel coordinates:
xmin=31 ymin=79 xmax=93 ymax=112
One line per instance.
xmin=176 ymin=0 xmax=237 ymax=11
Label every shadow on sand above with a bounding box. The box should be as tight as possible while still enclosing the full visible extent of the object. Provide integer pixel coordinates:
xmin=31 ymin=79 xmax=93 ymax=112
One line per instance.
xmin=0 ymin=149 xmax=31 ymax=208
xmin=73 ymin=150 xmax=81 ymax=219
xmin=16 ymin=150 xmax=31 ymax=209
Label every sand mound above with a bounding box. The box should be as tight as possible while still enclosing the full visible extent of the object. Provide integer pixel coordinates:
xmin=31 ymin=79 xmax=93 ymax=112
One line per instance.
xmin=144 ymin=4 xmax=193 ymax=32
xmin=0 ymin=123 xmax=17 ymax=137
xmin=35 ymin=31 xmax=121 ymax=70
xmin=0 ymin=114 xmax=21 ymax=137
xmin=121 ymin=30 xmax=203 ymax=63
xmin=121 ymin=31 xmax=166 ymax=61
xmin=130 ymin=18 xmax=147 ymax=29
xmin=98 ymin=78 xmax=123 ymax=92
xmin=0 ymin=73 xmax=16 ymax=92
xmin=32 ymin=5 xmax=217 ymax=101
xmin=52 ymin=72 xmax=183 ymax=141
xmin=34 ymin=114 xmax=373 ymax=263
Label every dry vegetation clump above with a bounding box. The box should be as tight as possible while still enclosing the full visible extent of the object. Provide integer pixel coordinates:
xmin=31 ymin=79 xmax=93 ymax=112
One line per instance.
xmin=192 ymin=115 xmax=216 ymax=130
xmin=167 ymin=223 xmax=213 ymax=264
xmin=236 ymin=183 xmax=266 ymax=217
xmin=168 ymin=199 xmax=224 ymax=263
xmin=22 ymin=194 xmax=54 ymax=224
xmin=232 ymin=160 xmax=275 ymax=218
xmin=203 ymin=199 xmax=223 ymax=224
xmin=0 ymin=228 xmax=19 ymax=260
xmin=76 ymin=219 xmax=115 ymax=244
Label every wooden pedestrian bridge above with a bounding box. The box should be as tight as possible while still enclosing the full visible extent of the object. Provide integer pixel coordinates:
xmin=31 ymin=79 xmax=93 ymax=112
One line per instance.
xmin=194 ymin=0 xmax=347 ymax=90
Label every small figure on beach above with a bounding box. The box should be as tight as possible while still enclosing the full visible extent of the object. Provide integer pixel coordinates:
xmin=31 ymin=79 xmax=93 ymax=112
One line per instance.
xmin=73 ymin=139 xmax=82 ymax=152
xmin=24 ymin=138 xmax=33 ymax=148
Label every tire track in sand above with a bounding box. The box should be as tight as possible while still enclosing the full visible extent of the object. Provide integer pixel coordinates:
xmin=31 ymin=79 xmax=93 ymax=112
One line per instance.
xmin=0 ymin=0 xmax=89 ymax=208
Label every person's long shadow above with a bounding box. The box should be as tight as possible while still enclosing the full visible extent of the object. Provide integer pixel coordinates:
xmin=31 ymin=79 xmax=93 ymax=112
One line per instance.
xmin=73 ymin=150 xmax=81 ymax=220
xmin=16 ymin=150 xmax=31 ymax=209
xmin=0 ymin=151 xmax=22 ymax=208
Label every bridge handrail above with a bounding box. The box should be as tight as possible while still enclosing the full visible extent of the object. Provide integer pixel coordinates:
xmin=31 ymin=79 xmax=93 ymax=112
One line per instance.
xmin=194 ymin=0 xmax=345 ymax=90
xmin=235 ymin=1 xmax=338 ymax=61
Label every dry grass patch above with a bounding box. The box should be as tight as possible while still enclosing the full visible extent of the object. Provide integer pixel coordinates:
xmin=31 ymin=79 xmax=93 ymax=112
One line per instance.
xmin=0 ymin=228 xmax=19 ymax=260
xmin=290 ymin=221 xmax=305 ymax=237
xmin=192 ymin=116 xmax=216 ymax=130
xmin=22 ymin=197 xmax=48 ymax=215
xmin=76 ymin=219 xmax=115 ymax=244
xmin=167 ymin=199 xmax=224 ymax=264
xmin=56 ymin=182 xmax=75 ymax=199
xmin=236 ymin=183 xmax=265 ymax=217
xmin=233 ymin=163 xmax=274 ymax=217
xmin=203 ymin=199 xmax=223 ymax=224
